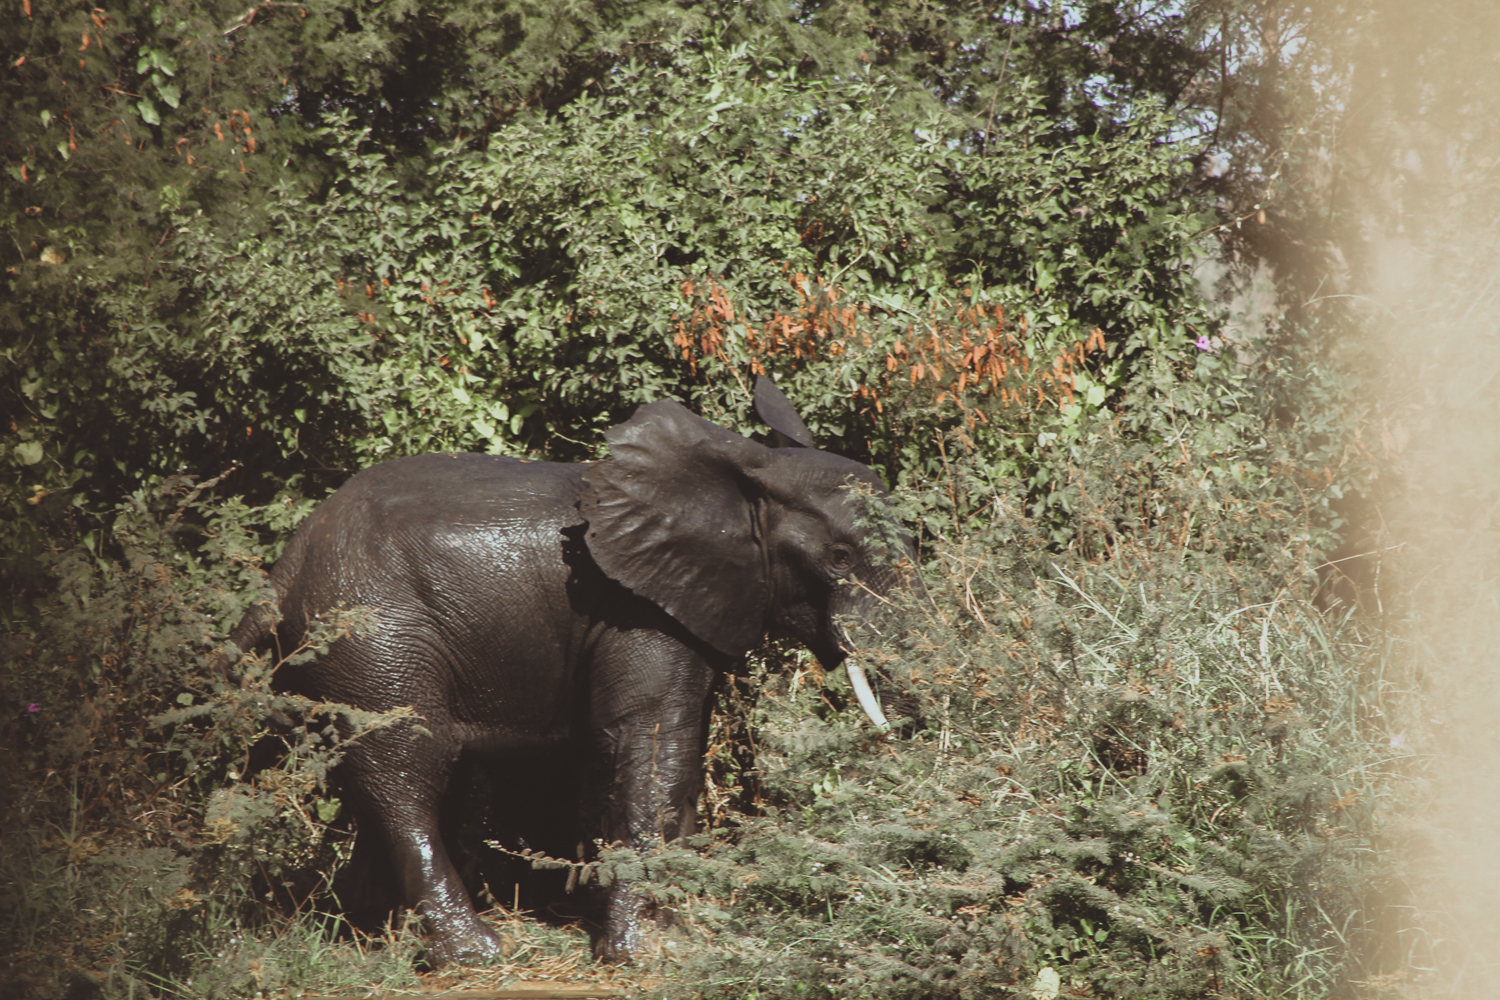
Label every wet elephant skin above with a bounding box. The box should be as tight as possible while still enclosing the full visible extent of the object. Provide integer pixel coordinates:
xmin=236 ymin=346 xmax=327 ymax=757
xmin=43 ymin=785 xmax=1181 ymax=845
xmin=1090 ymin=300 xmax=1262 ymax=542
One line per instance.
xmin=225 ymin=394 xmax=908 ymax=965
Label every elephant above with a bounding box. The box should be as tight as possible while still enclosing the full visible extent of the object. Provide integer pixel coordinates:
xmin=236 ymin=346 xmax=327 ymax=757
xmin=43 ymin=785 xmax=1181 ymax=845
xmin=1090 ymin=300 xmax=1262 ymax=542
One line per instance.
xmin=223 ymin=378 xmax=915 ymax=965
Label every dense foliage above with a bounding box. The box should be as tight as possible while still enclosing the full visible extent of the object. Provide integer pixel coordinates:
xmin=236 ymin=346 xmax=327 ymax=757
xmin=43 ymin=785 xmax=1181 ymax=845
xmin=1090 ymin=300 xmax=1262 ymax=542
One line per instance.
xmin=5 ymin=0 xmax=1492 ymax=997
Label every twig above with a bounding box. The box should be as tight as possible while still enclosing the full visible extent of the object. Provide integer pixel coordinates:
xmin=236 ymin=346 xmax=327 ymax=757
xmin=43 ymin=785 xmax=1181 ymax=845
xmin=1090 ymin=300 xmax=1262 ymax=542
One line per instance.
xmin=1309 ymin=544 xmax=1404 ymax=572
xmin=1302 ymin=293 xmax=1398 ymax=319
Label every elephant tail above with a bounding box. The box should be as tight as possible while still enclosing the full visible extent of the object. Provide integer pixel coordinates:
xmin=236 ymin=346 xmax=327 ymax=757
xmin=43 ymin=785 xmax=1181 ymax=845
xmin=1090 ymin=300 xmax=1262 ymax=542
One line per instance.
xmin=213 ymin=598 xmax=303 ymax=733
xmin=213 ymin=596 xmax=280 ymax=688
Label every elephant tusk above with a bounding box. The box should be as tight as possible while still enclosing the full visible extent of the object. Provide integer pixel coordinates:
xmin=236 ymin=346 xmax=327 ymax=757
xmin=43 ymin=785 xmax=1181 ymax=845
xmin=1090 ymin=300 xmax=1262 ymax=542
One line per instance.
xmin=845 ymin=657 xmax=891 ymax=732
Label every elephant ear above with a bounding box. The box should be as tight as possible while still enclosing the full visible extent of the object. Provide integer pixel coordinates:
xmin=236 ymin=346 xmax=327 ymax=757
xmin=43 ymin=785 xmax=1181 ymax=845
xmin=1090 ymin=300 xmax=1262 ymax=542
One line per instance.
xmin=754 ymin=376 xmax=814 ymax=448
xmin=580 ymin=400 xmax=773 ymax=656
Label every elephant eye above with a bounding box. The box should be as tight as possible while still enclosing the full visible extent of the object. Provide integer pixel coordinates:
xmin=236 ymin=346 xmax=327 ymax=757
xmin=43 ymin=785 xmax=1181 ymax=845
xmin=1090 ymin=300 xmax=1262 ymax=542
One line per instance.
xmin=827 ymin=543 xmax=857 ymax=576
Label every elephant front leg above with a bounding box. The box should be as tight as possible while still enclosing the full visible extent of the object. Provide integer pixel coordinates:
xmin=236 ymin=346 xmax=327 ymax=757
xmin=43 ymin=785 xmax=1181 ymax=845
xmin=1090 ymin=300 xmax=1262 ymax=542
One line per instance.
xmin=594 ymin=724 xmax=707 ymax=963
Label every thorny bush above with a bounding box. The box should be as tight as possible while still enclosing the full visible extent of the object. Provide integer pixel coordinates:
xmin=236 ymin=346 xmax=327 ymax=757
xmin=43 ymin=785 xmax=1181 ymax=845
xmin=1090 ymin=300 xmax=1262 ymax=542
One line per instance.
xmin=0 ymin=476 xmax=417 ymax=998
xmin=654 ymin=431 xmax=1397 ymax=998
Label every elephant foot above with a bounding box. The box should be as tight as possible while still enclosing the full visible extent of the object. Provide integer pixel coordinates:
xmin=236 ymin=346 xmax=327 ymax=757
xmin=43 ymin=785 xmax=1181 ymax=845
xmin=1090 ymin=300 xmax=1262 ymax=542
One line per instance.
xmin=422 ymin=914 xmax=505 ymax=968
xmin=594 ymin=909 xmax=690 ymax=964
xmin=594 ymin=886 xmax=656 ymax=964
xmin=592 ymin=929 xmax=644 ymax=966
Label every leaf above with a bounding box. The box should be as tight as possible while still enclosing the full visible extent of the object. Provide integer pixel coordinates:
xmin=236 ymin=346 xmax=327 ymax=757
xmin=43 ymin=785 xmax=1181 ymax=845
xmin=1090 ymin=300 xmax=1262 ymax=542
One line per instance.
xmin=156 ymin=81 xmax=181 ymax=109
xmin=137 ymin=100 xmax=161 ymax=126
xmin=15 ymin=441 xmax=44 ymax=465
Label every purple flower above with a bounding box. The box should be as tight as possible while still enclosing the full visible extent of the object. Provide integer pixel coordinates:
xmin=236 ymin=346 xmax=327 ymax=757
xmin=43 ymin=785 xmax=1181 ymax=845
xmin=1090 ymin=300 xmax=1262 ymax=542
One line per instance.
xmin=26 ymin=703 xmax=39 ymax=713
xmin=1194 ymin=335 xmax=1212 ymax=351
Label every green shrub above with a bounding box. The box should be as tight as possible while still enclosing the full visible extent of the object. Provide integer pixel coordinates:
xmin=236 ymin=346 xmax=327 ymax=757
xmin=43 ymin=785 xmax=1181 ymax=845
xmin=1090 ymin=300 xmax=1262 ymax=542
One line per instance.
xmin=0 ymin=476 xmax=420 ymax=997
xmin=633 ymin=428 xmax=1392 ymax=999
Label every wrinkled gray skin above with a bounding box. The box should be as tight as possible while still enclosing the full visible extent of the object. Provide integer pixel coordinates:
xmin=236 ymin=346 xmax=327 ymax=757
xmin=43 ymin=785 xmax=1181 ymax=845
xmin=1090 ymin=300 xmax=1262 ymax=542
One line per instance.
xmin=225 ymin=384 xmax=912 ymax=965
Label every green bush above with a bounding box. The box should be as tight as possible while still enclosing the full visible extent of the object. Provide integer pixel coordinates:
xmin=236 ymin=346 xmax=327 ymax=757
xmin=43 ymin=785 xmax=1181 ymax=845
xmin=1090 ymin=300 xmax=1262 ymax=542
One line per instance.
xmin=0 ymin=477 xmax=422 ymax=997
xmin=2 ymin=33 xmax=1248 ymax=518
xmin=619 ymin=423 xmax=1391 ymax=1000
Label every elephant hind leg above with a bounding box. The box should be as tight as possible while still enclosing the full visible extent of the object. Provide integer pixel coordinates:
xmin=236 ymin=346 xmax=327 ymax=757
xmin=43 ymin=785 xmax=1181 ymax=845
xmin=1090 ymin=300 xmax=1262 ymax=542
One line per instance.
xmin=332 ymin=823 xmax=399 ymax=931
xmin=338 ymin=725 xmax=503 ymax=967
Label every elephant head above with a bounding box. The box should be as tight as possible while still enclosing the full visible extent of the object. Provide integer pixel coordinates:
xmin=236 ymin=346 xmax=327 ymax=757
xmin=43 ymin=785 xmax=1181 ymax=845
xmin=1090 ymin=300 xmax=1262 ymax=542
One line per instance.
xmin=580 ymin=378 xmax=912 ymax=726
